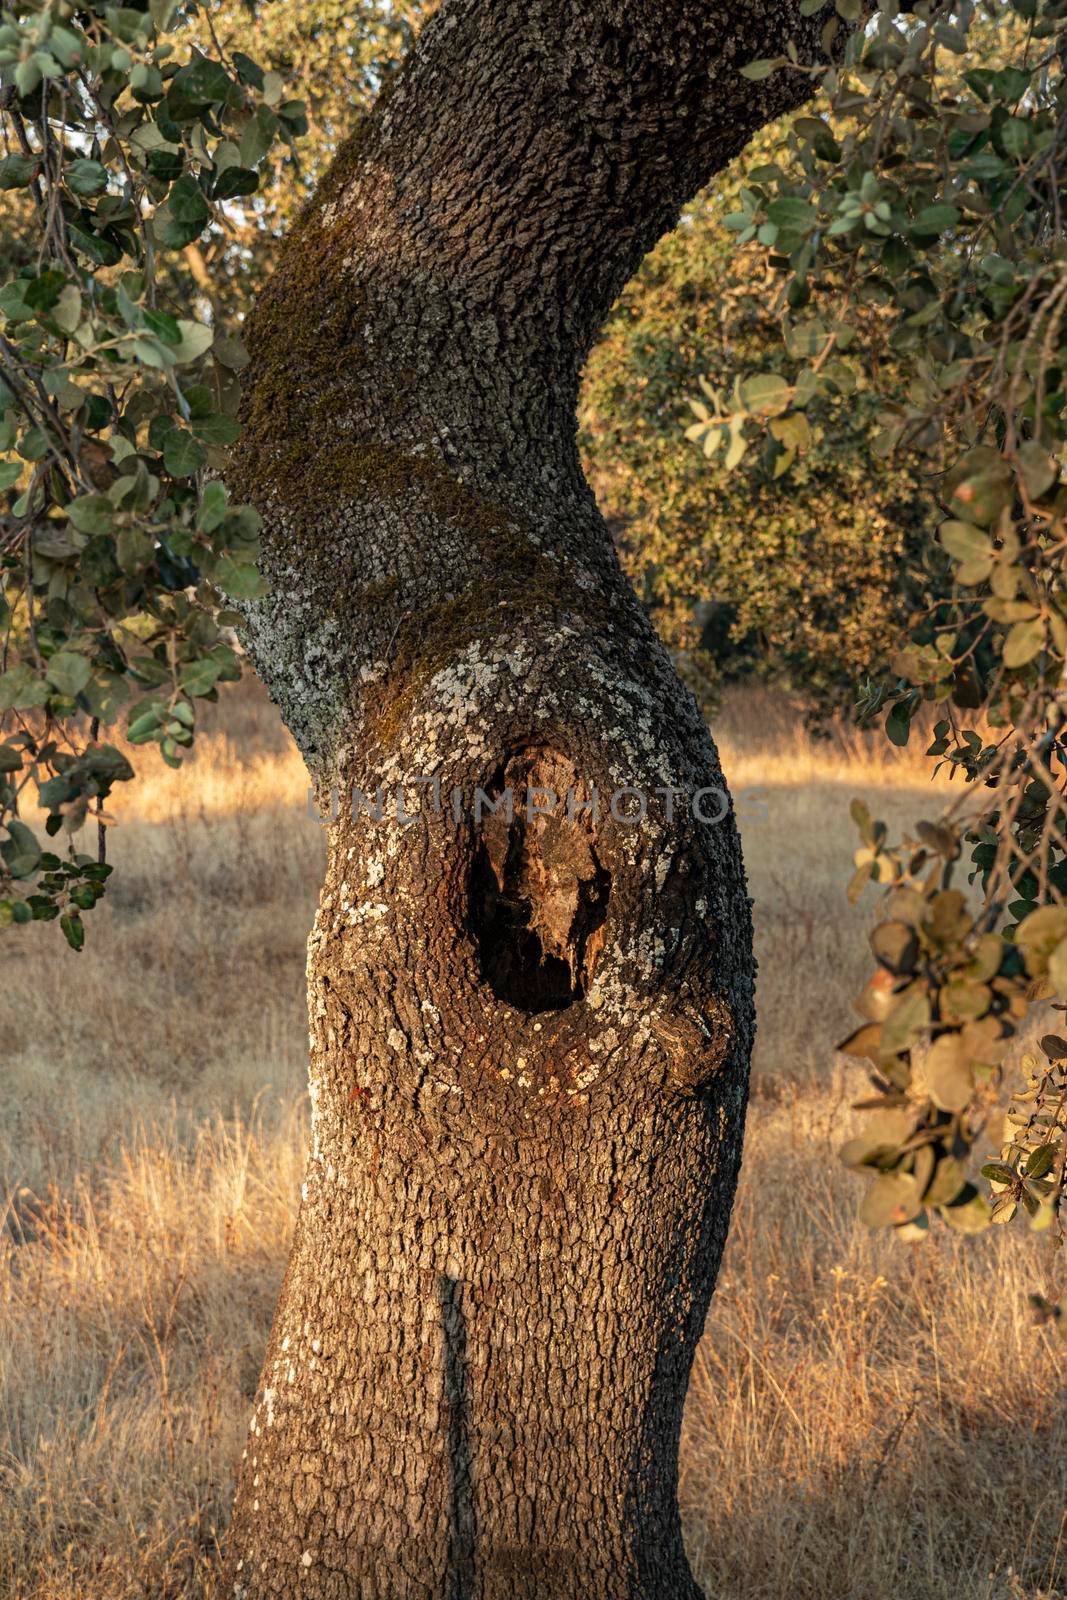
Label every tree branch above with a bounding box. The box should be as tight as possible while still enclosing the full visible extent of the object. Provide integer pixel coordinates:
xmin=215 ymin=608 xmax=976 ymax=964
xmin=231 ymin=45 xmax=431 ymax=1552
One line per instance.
xmin=234 ymin=0 xmax=836 ymax=769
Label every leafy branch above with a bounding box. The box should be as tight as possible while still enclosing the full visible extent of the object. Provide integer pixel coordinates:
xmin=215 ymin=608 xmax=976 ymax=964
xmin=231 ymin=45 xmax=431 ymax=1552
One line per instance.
xmin=689 ymin=0 xmax=1067 ymax=1307
xmin=0 ymin=0 xmax=306 ymax=944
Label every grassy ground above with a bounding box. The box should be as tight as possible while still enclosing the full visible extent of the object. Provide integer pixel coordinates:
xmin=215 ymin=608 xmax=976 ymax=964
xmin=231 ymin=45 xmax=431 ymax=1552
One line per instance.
xmin=1 ymin=683 xmax=1064 ymax=1599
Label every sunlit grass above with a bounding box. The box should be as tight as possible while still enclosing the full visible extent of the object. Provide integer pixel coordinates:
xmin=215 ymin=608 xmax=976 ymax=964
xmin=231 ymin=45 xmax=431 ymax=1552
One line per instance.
xmin=1 ymin=682 xmax=1063 ymax=1599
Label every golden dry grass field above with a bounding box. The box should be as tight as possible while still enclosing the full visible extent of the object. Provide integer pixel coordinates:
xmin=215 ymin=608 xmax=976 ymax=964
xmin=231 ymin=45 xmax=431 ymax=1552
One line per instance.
xmin=1 ymin=683 xmax=1064 ymax=1599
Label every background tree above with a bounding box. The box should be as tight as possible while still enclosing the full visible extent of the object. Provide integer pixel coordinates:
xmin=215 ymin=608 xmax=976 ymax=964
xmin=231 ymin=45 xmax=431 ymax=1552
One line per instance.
xmin=581 ymin=154 xmax=934 ymax=714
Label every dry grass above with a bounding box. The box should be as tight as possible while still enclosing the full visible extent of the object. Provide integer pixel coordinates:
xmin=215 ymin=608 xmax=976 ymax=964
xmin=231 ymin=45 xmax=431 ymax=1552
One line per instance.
xmin=1 ymin=682 xmax=1064 ymax=1599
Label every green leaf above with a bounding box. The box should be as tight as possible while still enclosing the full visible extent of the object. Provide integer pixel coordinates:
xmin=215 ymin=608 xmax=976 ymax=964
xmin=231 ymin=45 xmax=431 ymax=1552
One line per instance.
xmin=911 ymin=204 xmax=960 ymax=236
xmin=143 ymin=308 xmax=182 ymax=345
xmin=25 ymin=270 xmax=66 ymax=312
xmin=1018 ymin=441 xmax=1057 ymax=500
xmin=992 ymin=66 xmax=1033 ymax=103
xmin=239 ymin=104 xmax=278 ymax=167
xmin=277 ymin=102 xmax=308 ymax=139
xmin=47 ymin=26 xmax=82 ymax=69
xmin=934 ymin=20 xmax=968 ymax=51
xmin=53 ymin=284 xmax=82 ymax=333
xmin=17 ymin=425 xmax=49 ymax=462
xmin=1002 ymin=617 xmax=1045 ymax=669
xmin=940 ymin=1185 xmax=991 ymax=1234
xmin=920 ymin=1033 xmax=973 ymax=1113
xmin=784 ymin=320 xmax=829 ymax=359
xmin=130 ymin=61 xmax=165 ymax=101
xmin=0 ymin=153 xmax=37 ymax=190
xmin=127 ymin=705 xmax=163 ymax=742
xmin=145 ymin=145 xmax=185 ymax=183
xmin=860 ymin=1171 xmax=920 ymax=1229
xmin=83 ymin=671 xmax=130 ymax=724
xmin=980 ymin=1162 xmax=1016 ymax=1186
xmin=163 ymin=429 xmax=206 ymax=477
xmin=232 ymin=51 xmax=265 ymax=90
xmin=212 ymin=335 xmax=250 ymax=370
xmin=171 ymin=176 xmax=210 ymax=225
xmin=885 ymin=699 xmax=912 ymax=747
xmin=45 ymin=650 xmax=92 ymax=697
xmin=68 ymin=223 xmax=123 ymax=268
xmin=938 ymin=520 xmax=990 ymax=562
xmin=155 ymin=174 xmax=209 ymax=249
xmin=2 ymin=819 xmax=41 ymax=879
xmin=191 ymin=413 xmax=241 ymax=446
xmin=724 ymin=420 xmax=748 ymax=471
xmin=180 ymin=656 xmax=222 ymax=696
xmin=116 ymin=526 xmax=155 ymax=572
xmin=1025 ymin=1145 xmax=1057 ymax=1180
xmin=132 ymin=335 xmax=176 ymax=370
xmin=766 ymin=197 xmax=817 ymax=232
xmin=0 ymin=665 xmax=49 ymax=712
xmin=769 ymin=412 xmax=811 ymax=453
xmin=171 ymin=54 xmax=235 ymax=107
xmin=948 ymin=452 xmax=1013 ymax=526
xmin=212 ymin=165 xmax=259 ymax=201
xmin=999 ymin=117 xmax=1031 ymax=158
xmin=60 ymin=912 xmax=85 ymax=951
xmin=170 ymin=319 xmax=215 ymax=365
xmin=67 ymin=494 xmax=114 ymax=536
xmin=14 ymin=58 xmax=42 ymax=98
xmin=118 ymin=280 xmax=143 ymax=332
xmin=65 ymin=159 xmax=108 ymax=197
xmin=0 ymin=282 xmax=34 ymax=323
xmin=739 ymin=58 xmax=781 ymax=81
xmin=880 ymin=984 xmax=930 ymax=1054
xmin=197 ymin=480 xmax=229 ymax=532
xmin=939 ymin=519 xmax=994 ymax=584
xmin=214 ymin=555 xmax=267 ymax=599
xmin=740 ymin=373 xmax=792 ymax=416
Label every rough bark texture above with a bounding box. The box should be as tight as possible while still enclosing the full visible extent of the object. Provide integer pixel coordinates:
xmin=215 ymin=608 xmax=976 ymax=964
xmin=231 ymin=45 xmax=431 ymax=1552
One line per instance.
xmin=225 ymin=3 xmax=825 ymax=1595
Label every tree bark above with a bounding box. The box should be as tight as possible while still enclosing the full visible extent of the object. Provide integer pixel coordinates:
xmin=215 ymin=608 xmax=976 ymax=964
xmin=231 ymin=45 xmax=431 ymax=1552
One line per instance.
xmin=225 ymin=2 xmax=825 ymax=1595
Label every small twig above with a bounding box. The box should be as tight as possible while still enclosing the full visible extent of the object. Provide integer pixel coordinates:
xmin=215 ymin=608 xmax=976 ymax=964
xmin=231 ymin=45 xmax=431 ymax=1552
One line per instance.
xmin=89 ymin=715 xmax=106 ymax=864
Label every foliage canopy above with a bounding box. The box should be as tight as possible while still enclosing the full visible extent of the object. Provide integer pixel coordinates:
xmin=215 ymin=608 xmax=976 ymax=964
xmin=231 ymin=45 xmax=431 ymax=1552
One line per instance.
xmin=581 ymin=167 xmax=934 ymax=714
xmin=0 ymin=0 xmax=414 ymax=941
xmin=683 ymin=0 xmax=1067 ymax=1295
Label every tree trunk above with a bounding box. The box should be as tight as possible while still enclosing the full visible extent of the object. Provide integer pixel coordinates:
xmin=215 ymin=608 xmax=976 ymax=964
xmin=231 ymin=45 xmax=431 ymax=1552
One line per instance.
xmin=225 ymin=3 xmax=824 ymax=1594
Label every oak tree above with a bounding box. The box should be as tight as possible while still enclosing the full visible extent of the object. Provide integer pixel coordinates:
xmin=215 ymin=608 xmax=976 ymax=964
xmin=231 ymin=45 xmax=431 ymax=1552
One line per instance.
xmin=0 ymin=1 xmax=837 ymax=1594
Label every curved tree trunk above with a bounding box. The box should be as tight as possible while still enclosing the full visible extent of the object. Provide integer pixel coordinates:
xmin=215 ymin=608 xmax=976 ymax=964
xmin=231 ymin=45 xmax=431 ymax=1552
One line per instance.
xmin=225 ymin=3 xmax=824 ymax=1594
